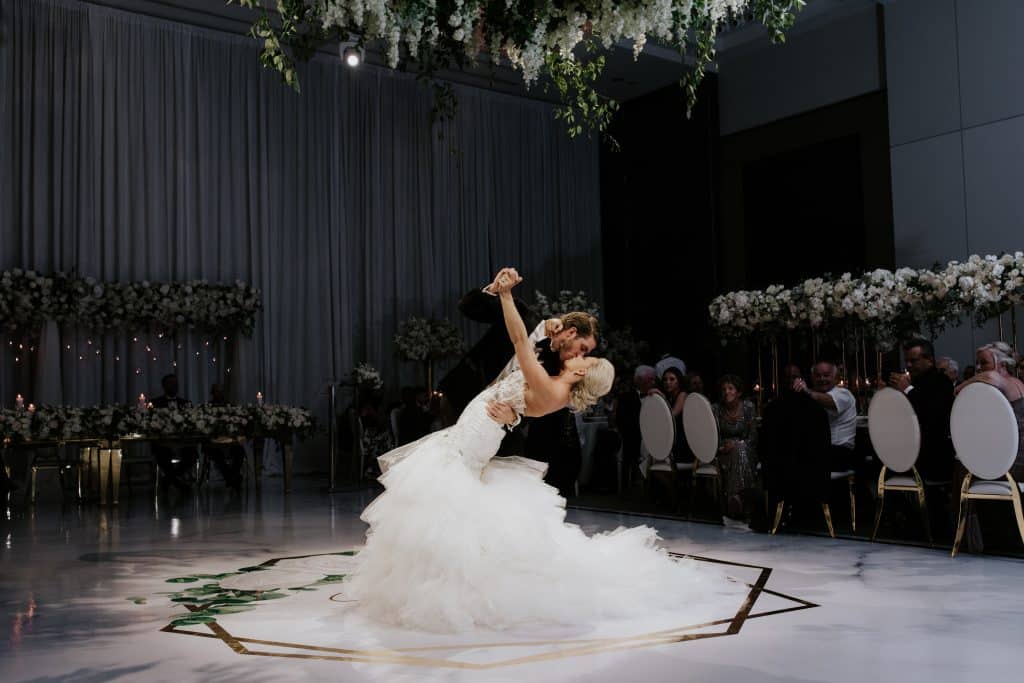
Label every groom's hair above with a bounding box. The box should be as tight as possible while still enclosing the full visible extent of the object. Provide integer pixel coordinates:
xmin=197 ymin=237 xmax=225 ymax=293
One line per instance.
xmin=561 ymin=312 xmax=599 ymax=342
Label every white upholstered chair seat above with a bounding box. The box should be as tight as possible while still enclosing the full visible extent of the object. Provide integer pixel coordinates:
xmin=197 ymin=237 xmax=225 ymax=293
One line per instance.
xmin=883 ymin=475 xmax=918 ymax=488
xmin=695 ymin=464 xmax=718 ymax=476
xmin=830 ymin=470 xmax=855 ymax=481
xmin=967 ymin=480 xmax=1024 ymax=496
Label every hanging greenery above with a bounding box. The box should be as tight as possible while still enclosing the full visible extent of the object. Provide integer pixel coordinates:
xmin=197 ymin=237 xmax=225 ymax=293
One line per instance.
xmin=233 ymin=0 xmax=804 ymax=136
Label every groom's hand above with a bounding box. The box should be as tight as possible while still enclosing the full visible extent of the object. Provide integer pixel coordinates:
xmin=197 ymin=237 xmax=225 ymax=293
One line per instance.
xmin=486 ymin=400 xmax=518 ymax=426
xmin=543 ymin=318 xmax=563 ymax=338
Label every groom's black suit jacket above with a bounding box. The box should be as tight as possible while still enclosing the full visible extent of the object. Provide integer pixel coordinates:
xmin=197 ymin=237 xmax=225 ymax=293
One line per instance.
xmin=437 ymin=286 xmax=565 ymax=458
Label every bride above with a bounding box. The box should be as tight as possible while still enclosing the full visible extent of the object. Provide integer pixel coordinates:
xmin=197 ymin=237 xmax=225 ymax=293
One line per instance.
xmin=344 ymin=268 xmax=737 ymax=633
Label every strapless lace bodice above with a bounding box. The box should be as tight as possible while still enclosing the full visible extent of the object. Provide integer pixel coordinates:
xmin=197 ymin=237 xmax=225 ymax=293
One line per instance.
xmin=450 ymin=371 xmax=527 ymax=473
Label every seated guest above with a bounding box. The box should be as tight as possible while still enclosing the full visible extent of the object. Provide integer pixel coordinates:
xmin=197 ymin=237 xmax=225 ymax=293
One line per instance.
xmin=685 ymin=372 xmax=705 ymax=397
xmin=937 ymin=356 xmax=960 ymax=385
xmin=794 ymin=360 xmax=856 ymax=472
xmin=953 ymin=342 xmax=1024 ymax=552
xmin=151 ymin=374 xmax=199 ymax=489
xmin=889 ymin=339 xmax=954 ymax=481
xmin=660 ymin=367 xmax=691 ymax=464
xmin=712 ymin=374 xmax=758 ymax=524
xmin=203 ymin=383 xmax=245 ymax=490
xmin=655 ymin=354 xmax=686 ymax=381
xmin=760 ymin=364 xmax=831 ymax=515
xmin=962 ymin=364 xmax=976 ymax=381
xmin=955 ymin=342 xmax=1024 ymax=480
xmin=612 ymin=365 xmax=661 ymax=489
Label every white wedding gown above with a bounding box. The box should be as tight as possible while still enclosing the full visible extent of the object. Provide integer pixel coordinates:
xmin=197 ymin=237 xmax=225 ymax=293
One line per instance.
xmin=344 ymin=370 xmax=739 ymax=633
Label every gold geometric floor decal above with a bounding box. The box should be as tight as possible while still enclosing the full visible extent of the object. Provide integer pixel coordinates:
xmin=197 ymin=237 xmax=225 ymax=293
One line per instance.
xmin=161 ymin=552 xmax=817 ymax=669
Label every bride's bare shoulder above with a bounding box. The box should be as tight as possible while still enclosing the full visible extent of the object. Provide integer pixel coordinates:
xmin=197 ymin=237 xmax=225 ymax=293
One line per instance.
xmin=522 ymin=382 xmax=570 ymax=417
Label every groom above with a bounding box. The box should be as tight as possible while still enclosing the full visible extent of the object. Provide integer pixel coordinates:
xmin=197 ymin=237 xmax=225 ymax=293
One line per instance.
xmin=437 ymin=268 xmax=599 ymax=496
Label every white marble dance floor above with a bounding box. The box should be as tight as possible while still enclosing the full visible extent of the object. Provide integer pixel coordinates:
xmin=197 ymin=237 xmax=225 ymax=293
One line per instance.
xmin=2 ymin=482 xmax=1023 ymax=682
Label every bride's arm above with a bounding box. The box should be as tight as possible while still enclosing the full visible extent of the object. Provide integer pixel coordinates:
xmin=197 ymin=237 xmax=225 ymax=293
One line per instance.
xmin=498 ymin=289 xmax=566 ymax=412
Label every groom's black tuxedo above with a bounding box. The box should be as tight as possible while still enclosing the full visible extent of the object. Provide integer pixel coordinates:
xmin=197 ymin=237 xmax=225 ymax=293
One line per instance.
xmin=437 ymin=287 xmax=542 ymax=420
xmin=437 ymin=287 xmax=581 ymax=494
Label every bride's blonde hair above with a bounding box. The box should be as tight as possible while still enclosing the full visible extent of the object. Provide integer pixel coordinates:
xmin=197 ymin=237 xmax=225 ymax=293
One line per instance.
xmin=568 ymin=358 xmax=615 ymax=412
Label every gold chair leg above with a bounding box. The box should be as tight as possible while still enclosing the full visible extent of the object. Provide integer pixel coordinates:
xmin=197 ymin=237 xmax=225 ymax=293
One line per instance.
xmin=871 ymin=468 xmax=887 ymax=541
xmin=771 ymin=501 xmax=785 ymax=535
xmin=871 ymin=495 xmax=886 ymax=541
xmin=1008 ymin=474 xmax=1024 ymax=546
xmin=848 ymin=475 xmax=857 ymax=533
xmin=687 ymin=474 xmax=696 ymax=520
xmin=952 ymin=475 xmax=972 ymax=558
xmin=822 ymin=503 xmax=836 ymax=538
xmin=917 ymin=489 xmax=932 ymax=545
xmin=30 ymin=466 xmax=38 ymax=504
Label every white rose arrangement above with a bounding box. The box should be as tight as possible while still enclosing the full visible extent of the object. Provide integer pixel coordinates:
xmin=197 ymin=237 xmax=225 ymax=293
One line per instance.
xmin=709 ymin=252 xmax=1024 ymax=343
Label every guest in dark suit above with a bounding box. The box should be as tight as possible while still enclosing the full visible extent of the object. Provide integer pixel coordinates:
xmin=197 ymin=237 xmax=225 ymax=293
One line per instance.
xmin=612 ymin=365 xmax=661 ymax=491
xmin=889 ymin=338 xmax=954 ymax=481
xmin=151 ymin=374 xmax=199 ymax=490
xmin=437 ymin=271 xmax=599 ymax=497
xmin=760 ymin=365 xmax=832 ymax=516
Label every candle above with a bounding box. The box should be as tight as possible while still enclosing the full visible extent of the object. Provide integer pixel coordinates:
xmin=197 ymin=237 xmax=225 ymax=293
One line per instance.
xmin=15 ymin=394 xmax=23 ymax=410
xmin=138 ymin=393 xmax=147 ymax=411
xmin=27 ymin=403 xmax=35 ymax=413
xmin=256 ymin=391 xmax=264 ymax=407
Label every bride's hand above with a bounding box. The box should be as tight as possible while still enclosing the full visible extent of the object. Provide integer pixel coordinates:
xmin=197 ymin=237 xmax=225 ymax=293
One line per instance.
xmin=493 ymin=268 xmax=522 ymax=294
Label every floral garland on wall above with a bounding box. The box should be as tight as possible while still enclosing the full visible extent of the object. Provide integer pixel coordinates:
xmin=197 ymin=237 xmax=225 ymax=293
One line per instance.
xmin=234 ymin=0 xmax=804 ymax=136
xmin=0 ymin=269 xmax=262 ymax=335
xmin=0 ymin=404 xmax=315 ymax=444
xmin=709 ymin=253 xmax=1024 ymax=345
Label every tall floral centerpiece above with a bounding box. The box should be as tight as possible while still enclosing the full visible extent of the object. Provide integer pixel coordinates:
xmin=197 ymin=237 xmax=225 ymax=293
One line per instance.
xmin=393 ymin=317 xmax=465 ymax=392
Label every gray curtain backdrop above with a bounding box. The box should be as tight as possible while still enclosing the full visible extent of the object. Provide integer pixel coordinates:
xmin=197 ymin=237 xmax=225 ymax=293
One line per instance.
xmin=0 ymin=0 xmax=602 ymax=468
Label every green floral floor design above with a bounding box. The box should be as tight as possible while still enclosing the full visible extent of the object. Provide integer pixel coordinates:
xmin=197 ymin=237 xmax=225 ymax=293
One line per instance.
xmin=139 ymin=551 xmax=358 ymax=627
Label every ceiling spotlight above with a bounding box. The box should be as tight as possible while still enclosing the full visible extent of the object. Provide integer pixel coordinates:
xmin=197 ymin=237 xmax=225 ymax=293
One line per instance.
xmin=341 ymin=43 xmax=363 ymax=68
